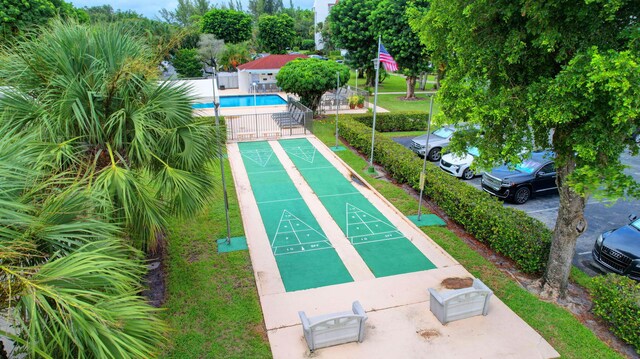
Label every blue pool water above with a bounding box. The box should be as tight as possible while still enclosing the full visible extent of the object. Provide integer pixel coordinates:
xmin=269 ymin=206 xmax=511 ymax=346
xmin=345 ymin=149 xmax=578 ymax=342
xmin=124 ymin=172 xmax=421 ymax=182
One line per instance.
xmin=193 ymin=95 xmax=286 ymax=108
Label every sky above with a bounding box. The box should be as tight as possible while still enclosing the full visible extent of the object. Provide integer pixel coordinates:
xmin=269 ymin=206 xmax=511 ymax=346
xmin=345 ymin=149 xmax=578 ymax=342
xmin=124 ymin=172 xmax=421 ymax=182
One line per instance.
xmin=69 ymin=0 xmax=314 ymax=19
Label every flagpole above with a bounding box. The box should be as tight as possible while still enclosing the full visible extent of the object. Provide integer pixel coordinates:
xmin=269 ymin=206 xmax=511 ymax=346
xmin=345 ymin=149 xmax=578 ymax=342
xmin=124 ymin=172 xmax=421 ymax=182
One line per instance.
xmin=368 ymin=35 xmax=381 ymax=172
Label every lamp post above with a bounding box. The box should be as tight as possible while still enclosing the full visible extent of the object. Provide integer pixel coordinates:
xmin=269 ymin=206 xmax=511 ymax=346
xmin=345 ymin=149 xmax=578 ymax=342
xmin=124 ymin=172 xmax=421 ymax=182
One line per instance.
xmin=417 ymin=95 xmax=435 ymax=221
xmin=355 ymin=69 xmax=358 ymax=93
xmin=212 ymin=72 xmax=232 ymax=244
xmin=335 ymin=71 xmax=340 ymax=148
xmin=253 ymin=81 xmax=258 ymax=137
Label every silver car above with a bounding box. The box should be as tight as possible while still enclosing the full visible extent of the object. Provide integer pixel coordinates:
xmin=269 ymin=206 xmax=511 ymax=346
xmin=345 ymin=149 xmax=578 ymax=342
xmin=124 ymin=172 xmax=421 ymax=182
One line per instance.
xmin=410 ymin=126 xmax=457 ymax=161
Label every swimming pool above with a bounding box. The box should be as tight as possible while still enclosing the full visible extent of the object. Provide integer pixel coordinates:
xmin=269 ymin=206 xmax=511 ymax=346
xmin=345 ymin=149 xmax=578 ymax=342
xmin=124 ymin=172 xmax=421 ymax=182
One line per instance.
xmin=193 ymin=94 xmax=287 ymax=108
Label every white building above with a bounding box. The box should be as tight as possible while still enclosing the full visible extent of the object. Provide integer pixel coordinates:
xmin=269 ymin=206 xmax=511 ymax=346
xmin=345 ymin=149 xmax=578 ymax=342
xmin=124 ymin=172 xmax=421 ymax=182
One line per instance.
xmin=236 ymin=54 xmax=308 ymax=93
xmin=313 ymin=0 xmax=338 ymax=51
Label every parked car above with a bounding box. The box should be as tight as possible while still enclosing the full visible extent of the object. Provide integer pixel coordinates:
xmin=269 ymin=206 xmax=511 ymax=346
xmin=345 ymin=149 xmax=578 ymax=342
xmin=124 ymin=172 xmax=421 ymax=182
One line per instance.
xmin=308 ymin=54 xmax=328 ymax=60
xmin=410 ymin=126 xmax=458 ymax=161
xmin=592 ymin=214 xmax=640 ymax=280
xmin=440 ymin=147 xmax=480 ymax=180
xmin=481 ymin=150 xmax=556 ymax=204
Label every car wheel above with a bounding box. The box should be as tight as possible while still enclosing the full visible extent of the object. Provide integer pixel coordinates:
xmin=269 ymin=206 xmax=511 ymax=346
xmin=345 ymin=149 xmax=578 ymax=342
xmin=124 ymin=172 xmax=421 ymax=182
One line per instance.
xmin=513 ymin=187 xmax=531 ymax=204
xmin=428 ymin=148 xmax=442 ymax=162
xmin=462 ymin=168 xmax=474 ymax=180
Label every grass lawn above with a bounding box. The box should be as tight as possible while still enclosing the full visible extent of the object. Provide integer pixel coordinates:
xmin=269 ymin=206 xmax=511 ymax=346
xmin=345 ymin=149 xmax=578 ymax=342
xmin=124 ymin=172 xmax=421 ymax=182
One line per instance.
xmin=346 ymin=71 xmax=436 ymax=93
xmin=161 ymin=160 xmax=272 ymax=359
xmin=313 ymin=120 xmax=622 ymax=359
xmin=375 ymin=93 xmax=442 ymax=114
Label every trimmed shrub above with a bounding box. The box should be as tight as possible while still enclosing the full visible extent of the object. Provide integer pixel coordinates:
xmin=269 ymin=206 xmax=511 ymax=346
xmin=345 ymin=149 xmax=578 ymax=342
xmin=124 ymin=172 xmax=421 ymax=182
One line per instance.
xmin=350 ymin=112 xmax=430 ymax=132
xmin=591 ymin=274 xmax=640 ymax=354
xmin=337 ymin=117 xmax=551 ymax=273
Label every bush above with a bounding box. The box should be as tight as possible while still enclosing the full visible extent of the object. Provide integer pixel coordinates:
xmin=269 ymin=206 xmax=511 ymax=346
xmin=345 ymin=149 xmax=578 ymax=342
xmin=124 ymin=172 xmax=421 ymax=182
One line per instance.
xmin=172 ymin=48 xmax=203 ymax=78
xmin=591 ymin=274 xmax=640 ymax=354
xmin=350 ymin=112 xmax=430 ymax=132
xmin=301 ymin=39 xmax=315 ymax=51
xmin=337 ymin=116 xmax=551 ymax=273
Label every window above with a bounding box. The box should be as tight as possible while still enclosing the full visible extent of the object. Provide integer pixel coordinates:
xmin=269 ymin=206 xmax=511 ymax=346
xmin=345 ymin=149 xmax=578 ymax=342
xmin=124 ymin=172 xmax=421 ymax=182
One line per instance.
xmin=540 ymin=163 xmax=555 ymax=174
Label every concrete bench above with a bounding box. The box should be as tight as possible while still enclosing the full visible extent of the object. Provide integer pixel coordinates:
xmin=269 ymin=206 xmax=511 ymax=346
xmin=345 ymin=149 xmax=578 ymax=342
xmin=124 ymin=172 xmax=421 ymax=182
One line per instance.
xmin=298 ymin=301 xmax=368 ymax=352
xmin=235 ymin=132 xmax=255 ymax=141
xmin=428 ymin=278 xmax=493 ymax=324
xmin=262 ymin=130 xmax=280 ymax=140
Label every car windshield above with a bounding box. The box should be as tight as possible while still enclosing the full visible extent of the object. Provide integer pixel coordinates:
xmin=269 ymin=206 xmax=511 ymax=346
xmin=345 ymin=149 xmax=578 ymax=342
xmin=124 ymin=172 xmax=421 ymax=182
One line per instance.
xmin=631 ymin=219 xmax=640 ymax=230
xmin=515 ymin=160 xmax=542 ymax=174
xmin=467 ymin=147 xmax=480 ymax=157
xmin=433 ymin=127 xmax=454 ymax=138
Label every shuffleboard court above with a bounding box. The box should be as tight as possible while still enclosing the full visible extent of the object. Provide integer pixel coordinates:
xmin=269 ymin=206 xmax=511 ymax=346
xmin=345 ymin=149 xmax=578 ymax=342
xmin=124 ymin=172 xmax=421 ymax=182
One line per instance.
xmin=237 ymin=141 xmax=353 ymax=291
xmin=279 ymin=138 xmax=436 ymax=277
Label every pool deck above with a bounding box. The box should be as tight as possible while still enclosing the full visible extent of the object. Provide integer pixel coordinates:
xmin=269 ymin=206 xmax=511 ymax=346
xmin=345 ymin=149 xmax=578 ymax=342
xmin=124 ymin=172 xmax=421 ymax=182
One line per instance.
xmin=227 ymin=135 xmax=559 ymax=359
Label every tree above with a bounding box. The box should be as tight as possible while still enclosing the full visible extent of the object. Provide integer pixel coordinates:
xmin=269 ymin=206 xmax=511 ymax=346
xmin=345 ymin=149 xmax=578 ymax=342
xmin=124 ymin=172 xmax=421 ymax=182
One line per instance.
xmin=201 ymin=8 xmax=252 ymax=44
xmin=282 ymin=7 xmax=314 ymax=49
xmin=159 ymin=0 xmax=212 ymax=26
xmin=83 ymin=4 xmax=142 ymax=23
xmin=411 ymin=0 xmax=640 ymax=299
xmin=0 ymin=132 xmax=167 ymax=358
xmin=371 ymin=0 xmax=430 ymax=99
xmin=197 ymin=34 xmax=226 ymax=70
xmin=220 ymin=42 xmax=251 ymax=70
xmin=328 ymin=0 xmax=378 ymax=86
xmin=248 ymin=0 xmax=283 ymax=19
xmin=0 ymin=20 xmax=219 ymax=252
xmin=0 ymin=0 xmax=81 ymax=40
xmin=277 ymin=59 xmax=350 ymax=113
xmin=173 ymin=48 xmax=203 ymax=77
xmin=257 ymin=14 xmax=295 ymax=54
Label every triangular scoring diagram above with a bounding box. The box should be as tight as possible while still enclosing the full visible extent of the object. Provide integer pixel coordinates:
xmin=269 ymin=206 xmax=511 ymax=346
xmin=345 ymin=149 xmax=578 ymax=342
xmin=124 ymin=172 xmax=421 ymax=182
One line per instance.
xmin=271 ymin=210 xmax=332 ymax=255
xmin=345 ymin=203 xmax=405 ymax=245
xmin=284 ymin=146 xmax=317 ymax=164
xmin=241 ymin=149 xmax=273 ymax=167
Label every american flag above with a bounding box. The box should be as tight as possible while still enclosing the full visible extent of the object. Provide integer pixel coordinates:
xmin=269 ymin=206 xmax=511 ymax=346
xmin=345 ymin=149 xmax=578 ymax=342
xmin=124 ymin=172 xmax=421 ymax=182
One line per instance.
xmin=379 ymin=44 xmax=398 ymax=72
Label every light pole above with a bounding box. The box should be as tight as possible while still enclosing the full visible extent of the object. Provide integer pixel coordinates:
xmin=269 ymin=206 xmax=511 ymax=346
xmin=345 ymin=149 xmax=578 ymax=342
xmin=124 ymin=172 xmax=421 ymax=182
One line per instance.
xmin=253 ymin=81 xmax=258 ymax=137
xmin=212 ymin=71 xmax=232 ymax=245
xmin=355 ymin=69 xmax=358 ymax=93
xmin=335 ymin=71 xmax=340 ymax=148
xmin=417 ymin=95 xmax=435 ymax=221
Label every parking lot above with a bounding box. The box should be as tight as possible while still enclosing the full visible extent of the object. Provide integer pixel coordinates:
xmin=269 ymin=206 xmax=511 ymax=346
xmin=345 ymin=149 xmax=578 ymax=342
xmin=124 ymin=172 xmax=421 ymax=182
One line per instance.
xmin=393 ymin=137 xmax=640 ymax=275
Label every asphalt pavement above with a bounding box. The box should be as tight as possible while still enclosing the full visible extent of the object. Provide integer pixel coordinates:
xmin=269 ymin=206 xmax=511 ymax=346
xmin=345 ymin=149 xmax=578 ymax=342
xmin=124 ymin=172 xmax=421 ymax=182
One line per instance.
xmin=392 ymin=136 xmax=640 ymax=276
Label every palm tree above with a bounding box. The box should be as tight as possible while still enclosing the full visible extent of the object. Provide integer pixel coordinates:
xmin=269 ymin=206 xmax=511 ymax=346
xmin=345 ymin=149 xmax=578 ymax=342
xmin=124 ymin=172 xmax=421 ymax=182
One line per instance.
xmin=0 ymin=131 xmax=168 ymax=358
xmin=0 ymin=20 xmax=220 ymax=251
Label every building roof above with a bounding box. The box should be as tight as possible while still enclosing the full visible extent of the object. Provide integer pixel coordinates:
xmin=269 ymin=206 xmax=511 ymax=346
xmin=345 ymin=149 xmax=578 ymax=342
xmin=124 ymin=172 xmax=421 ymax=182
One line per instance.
xmin=237 ymin=54 xmax=308 ymax=71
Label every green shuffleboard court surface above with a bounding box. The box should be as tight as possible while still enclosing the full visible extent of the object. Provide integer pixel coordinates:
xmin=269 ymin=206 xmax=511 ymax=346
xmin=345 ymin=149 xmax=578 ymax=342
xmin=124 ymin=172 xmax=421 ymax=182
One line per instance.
xmin=237 ymin=141 xmax=353 ymax=291
xmin=279 ymin=138 xmax=436 ymax=277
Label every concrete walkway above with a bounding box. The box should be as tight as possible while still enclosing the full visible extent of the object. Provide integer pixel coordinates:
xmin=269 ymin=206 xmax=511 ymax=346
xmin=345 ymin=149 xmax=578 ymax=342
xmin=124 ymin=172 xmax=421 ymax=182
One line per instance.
xmin=227 ymin=135 xmax=559 ymax=359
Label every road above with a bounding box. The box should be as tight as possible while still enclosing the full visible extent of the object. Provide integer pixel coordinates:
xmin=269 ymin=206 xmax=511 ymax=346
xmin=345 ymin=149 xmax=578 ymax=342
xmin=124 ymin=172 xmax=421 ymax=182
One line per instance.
xmin=393 ymin=136 xmax=640 ymax=275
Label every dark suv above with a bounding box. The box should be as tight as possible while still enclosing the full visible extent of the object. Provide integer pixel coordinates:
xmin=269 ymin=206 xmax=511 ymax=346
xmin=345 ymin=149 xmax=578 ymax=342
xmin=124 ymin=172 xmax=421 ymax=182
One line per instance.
xmin=592 ymin=214 xmax=640 ymax=280
xmin=481 ymin=151 xmax=556 ymax=204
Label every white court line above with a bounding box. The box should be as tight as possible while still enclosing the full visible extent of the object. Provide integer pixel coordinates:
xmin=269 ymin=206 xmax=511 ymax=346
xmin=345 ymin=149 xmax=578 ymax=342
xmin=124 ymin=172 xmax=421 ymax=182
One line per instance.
xmin=578 ymin=251 xmax=592 ymax=255
xmin=348 ymin=229 xmax=400 ymax=237
xmin=352 ymin=236 xmax=405 ymax=246
xmin=353 ymin=211 xmax=376 ymax=235
xmin=317 ymin=192 xmax=362 ymax=198
xmin=248 ymin=169 xmax=286 ymax=174
xmin=272 ymin=240 xmax=332 ymax=250
xmin=274 ymin=246 xmax=332 ymax=256
xmin=258 ymin=198 xmax=302 ymax=204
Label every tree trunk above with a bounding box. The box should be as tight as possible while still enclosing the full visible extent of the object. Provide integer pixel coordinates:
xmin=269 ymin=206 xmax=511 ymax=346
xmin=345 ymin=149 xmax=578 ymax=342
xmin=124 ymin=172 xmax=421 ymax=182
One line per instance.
xmin=419 ymin=73 xmax=426 ymax=91
xmin=541 ymin=131 xmax=587 ymax=300
xmin=405 ymin=76 xmax=417 ymax=100
xmin=365 ymin=67 xmax=375 ymax=87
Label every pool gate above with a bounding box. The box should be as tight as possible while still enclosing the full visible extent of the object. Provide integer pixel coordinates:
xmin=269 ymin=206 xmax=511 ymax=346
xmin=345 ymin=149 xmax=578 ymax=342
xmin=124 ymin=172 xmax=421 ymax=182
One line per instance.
xmin=225 ymin=96 xmax=314 ymax=142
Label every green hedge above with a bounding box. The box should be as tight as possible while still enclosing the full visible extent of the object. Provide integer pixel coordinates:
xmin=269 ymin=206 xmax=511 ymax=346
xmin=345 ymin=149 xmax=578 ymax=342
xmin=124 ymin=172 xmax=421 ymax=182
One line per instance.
xmin=591 ymin=274 xmax=640 ymax=354
xmin=337 ymin=117 xmax=551 ymax=273
xmin=350 ymin=112 xmax=430 ymax=132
